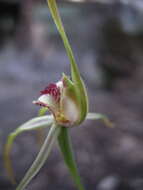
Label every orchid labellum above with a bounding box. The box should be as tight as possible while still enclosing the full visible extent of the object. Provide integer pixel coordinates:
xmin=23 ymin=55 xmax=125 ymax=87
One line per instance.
xmin=4 ymin=1 xmax=112 ymax=190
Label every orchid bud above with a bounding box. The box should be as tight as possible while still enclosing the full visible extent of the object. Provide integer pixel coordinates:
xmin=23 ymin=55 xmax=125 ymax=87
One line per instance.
xmin=33 ymin=74 xmax=85 ymax=127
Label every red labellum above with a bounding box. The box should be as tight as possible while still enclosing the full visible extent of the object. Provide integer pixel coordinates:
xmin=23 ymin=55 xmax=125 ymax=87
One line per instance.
xmin=40 ymin=83 xmax=61 ymax=102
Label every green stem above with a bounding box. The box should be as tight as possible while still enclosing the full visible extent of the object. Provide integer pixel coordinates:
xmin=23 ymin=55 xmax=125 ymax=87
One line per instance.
xmin=58 ymin=127 xmax=86 ymax=190
xmin=16 ymin=124 xmax=60 ymax=190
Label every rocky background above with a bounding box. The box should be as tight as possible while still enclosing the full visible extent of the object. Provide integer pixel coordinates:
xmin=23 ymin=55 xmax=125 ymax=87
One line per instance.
xmin=0 ymin=1 xmax=143 ymax=190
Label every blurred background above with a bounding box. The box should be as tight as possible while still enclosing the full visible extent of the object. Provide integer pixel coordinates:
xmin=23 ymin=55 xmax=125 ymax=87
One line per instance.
xmin=1 ymin=0 xmax=143 ymax=189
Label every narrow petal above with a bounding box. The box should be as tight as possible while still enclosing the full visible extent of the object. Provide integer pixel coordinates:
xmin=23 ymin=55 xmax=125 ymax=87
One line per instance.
xmin=86 ymin=113 xmax=113 ymax=127
xmin=16 ymin=124 xmax=60 ymax=190
xmin=4 ymin=115 xmax=54 ymax=184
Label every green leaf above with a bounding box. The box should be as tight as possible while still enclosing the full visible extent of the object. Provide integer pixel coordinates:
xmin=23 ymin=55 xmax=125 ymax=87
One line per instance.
xmin=4 ymin=115 xmax=54 ymax=184
xmin=58 ymin=127 xmax=86 ymax=190
xmin=16 ymin=124 xmax=60 ymax=190
xmin=86 ymin=113 xmax=113 ymax=127
xmin=47 ymin=0 xmax=88 ymax=124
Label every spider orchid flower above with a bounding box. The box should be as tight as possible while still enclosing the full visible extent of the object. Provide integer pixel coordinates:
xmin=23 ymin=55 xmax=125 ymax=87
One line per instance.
xmin=33 ymin=74 xmax=83 ymax=127
xmin=4 ymin=1 xmax=112 ymax=190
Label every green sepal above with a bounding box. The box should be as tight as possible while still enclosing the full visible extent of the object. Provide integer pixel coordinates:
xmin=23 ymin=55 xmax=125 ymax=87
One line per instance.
xmin=4 ymin=115 xmax=54 ymax=184
xmin=58 ymin=127 xmax=86 ymax=190
xmin=47 ymin=0 xmax=88 ymax=124
xmin=86 ymin=113 xmax=113 ymax=127
xmin=15 ymin=124 xmax=60 ymax=190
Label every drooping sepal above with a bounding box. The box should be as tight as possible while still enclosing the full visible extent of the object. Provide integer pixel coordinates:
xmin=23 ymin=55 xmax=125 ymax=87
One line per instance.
xmin=4 ymin=115 xmax=54 ymax=184
xmin=15 ymin=124 xmax=60 ymax=190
